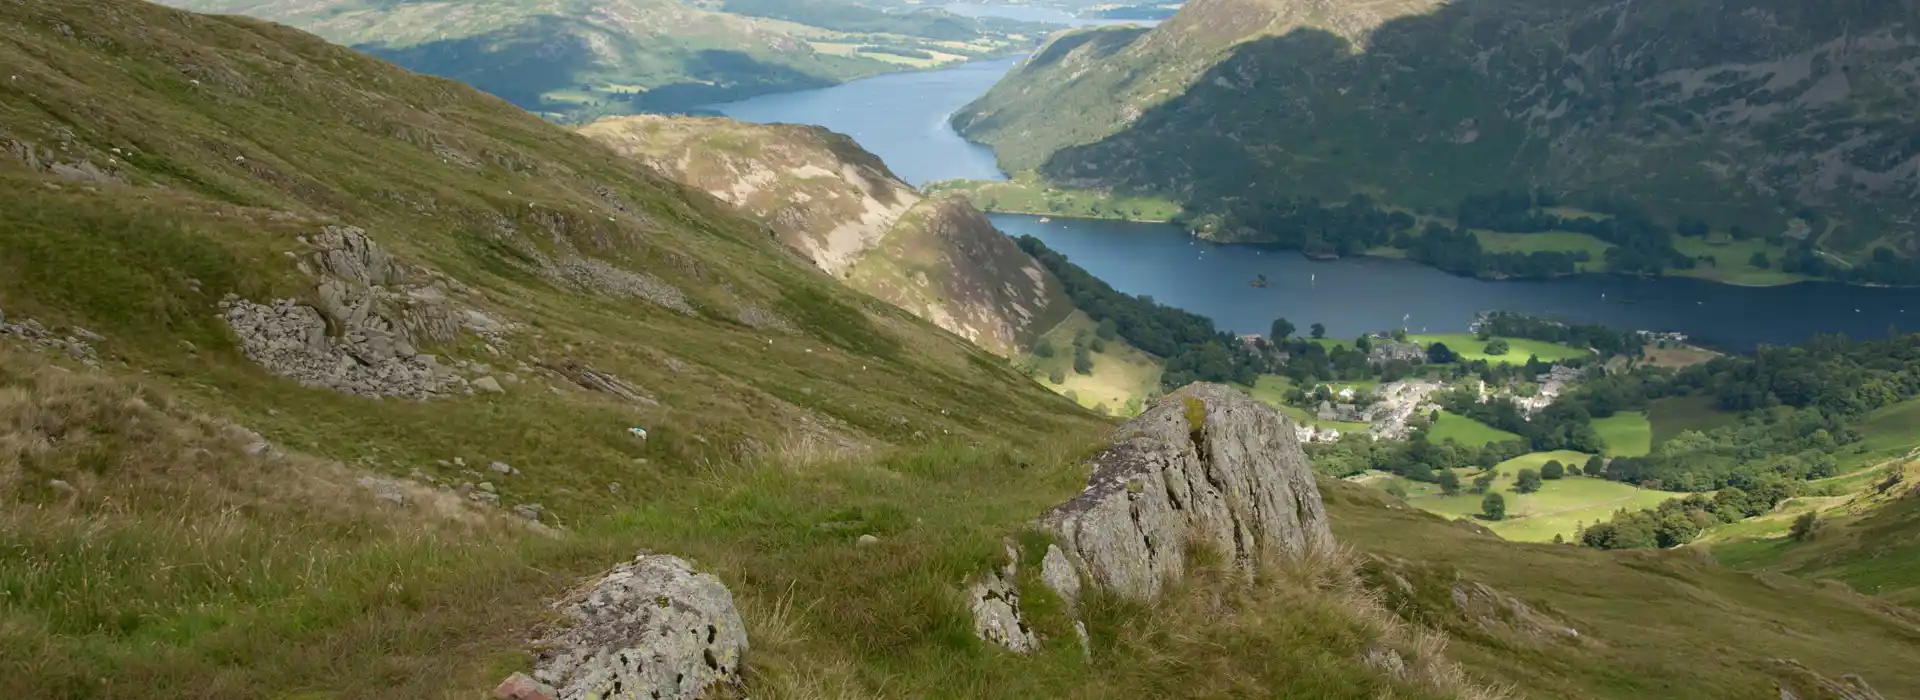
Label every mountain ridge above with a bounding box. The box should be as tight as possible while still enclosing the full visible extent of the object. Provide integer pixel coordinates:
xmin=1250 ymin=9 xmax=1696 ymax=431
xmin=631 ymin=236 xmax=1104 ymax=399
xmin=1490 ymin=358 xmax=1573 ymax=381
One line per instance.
xmin=956 ymin=0 xmax=1920 ymax=269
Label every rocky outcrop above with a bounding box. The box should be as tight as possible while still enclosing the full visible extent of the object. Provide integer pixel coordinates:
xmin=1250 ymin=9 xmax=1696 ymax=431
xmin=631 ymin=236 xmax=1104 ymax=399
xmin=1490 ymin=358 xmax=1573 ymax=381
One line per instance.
xmin=580 ymin=116 xmax=1072 ymax=355
xmin=525 ymin=554 xmax=748 ymax=700
xmin=222 ymin=226 xmax=513 ymax=399
xmin=965 ymin=542 xmax=1038 ymax=653
xmin=968 ymin=383 xmax=1335 ymax=652
xmin=1042 ymin=383 xmax=1334 ymax=601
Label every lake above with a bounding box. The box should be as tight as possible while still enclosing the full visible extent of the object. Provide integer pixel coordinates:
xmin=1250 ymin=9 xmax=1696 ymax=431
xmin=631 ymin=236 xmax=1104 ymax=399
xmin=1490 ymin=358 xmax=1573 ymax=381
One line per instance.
xmin=706 ymin=60 xmax=1920 ymax=350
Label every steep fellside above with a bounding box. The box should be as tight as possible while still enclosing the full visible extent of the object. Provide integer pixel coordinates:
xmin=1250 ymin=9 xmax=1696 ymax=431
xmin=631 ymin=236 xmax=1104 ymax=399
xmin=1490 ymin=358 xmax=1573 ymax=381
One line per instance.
xmin=582 ymin=115 xmax=1074 ymax=355
xmin=957 ymin=0 xmax=1920 ymax=258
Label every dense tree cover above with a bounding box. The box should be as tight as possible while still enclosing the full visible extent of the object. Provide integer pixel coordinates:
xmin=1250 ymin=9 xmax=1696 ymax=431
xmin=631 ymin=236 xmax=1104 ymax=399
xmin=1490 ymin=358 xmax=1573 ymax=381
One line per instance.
xmin=1205 ymin=195 xmax=1591 ymax=279
xmin=1474 ymin=312 xmax=1640 ymax=358
xmin=1579 ymin=480 xmax=1793 ymax=549
xmin=1018 ymin=236 xmax=1265 ymax=387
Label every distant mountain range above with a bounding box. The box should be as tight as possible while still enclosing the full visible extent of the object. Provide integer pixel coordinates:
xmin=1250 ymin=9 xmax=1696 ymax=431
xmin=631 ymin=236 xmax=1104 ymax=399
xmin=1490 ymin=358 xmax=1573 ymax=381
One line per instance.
xmin=161 ymin=0 xmax=1051 ymax=120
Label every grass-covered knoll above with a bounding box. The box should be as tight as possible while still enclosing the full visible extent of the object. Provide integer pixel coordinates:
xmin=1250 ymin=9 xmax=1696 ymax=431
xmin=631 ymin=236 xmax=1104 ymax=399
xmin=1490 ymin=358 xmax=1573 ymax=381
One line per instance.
xmin=1407 ymin=334 xmax=1590 ymax=366
xmin=1398 ymin=451 xmax=1678 ymax=543
xmin=926 ymin=174 xmax=1184 ymax=222
xmin=1327 ymin=482 xmax=1920 ymax=698
xmin=1646 ymin=394 xmax=1741 ymax=446
xmin=1426 ymin=411 xmax=1521 ymax=448
xmin=1706 ymin=461 xmax=1920 ymax=610
xmin=1592 ymin=411 xmax=1652 ymax=457
xmin=1020 ymin=310 xmax=1163 ymax=414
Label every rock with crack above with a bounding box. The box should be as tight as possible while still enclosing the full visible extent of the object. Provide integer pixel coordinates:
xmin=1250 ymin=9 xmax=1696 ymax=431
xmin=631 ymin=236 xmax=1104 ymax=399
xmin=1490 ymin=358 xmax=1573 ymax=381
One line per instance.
xmin=966 ymin=383 xmax=1335 ymax=653
xmin=1042 ymin=383 xmax=1333 ymax=601
xmin=965 ymin=542 xmax=1037 ymax=653
xmin=527 ymin=554 xmax=748 ymax=700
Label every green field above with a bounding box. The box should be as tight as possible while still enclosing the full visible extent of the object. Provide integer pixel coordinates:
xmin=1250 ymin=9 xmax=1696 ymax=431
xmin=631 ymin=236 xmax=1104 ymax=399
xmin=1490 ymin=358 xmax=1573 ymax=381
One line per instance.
xmin=1646 ymin=394 xmax=1741 ymax=445
xmin=1407 ymin=333 xmax=1590 ymax=366
xmin=925 ymin=174 xmax=1182 ymax=223
xmin=1023 ymin=311 xmax=1164 ymax=414
xmin=1237 ymin=375 xmax=1370 ymax=433
xmin=1471 ymin=230 xmax=1612 ymax=271
xmin=1671 ymin=236 xmax=1813 ymax=287
xmin=1427 ymin=411 xmax=1521 ymax=447
xmin=1593 ymin=411 xmax=1652 ymax=457
xmin=1397 ymin=451 xmax=1680 ymax=542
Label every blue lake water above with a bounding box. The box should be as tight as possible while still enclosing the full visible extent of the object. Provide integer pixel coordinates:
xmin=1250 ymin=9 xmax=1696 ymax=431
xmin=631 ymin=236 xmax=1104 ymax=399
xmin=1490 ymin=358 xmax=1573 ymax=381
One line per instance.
xmin=707 ymin=59 xmax=1920 ymax=350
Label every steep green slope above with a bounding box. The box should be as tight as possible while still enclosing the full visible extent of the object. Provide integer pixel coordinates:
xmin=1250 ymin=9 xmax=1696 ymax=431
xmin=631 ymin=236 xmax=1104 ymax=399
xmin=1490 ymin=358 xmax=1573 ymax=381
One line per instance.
xmin=579 ymin=115 xmax=1076 ymax=355
xmin=1710 ymin=460 xmax=1920 ymax=610
xmin=3 ymin=2 xmax=1918 ymax=698
xmin=157 ymin=0 xmax=1039 ymax=119
xmin=957 ymin=0 xmax=1920 ymax=267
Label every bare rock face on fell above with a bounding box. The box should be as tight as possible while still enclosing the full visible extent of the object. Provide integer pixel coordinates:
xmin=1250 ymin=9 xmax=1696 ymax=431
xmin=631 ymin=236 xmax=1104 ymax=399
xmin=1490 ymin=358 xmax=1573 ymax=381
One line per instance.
xmin=529 ymin=554 xmax=748 ymax=700
xmin=1042 ymin=383 xmax=1334 ymax=601
xmin=967 ymin=383 xmax=1336 ymax=653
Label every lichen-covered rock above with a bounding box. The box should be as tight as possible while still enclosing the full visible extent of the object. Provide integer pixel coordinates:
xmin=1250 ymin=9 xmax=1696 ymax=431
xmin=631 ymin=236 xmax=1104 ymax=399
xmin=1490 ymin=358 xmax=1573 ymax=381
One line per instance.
xmin=531 ymin=554 xmax=748 ymax=700
xmin=966 ymin=543 xmax=1037 ymax=653
xmin=968 ymin=383 xmax=1336 ymax=653
xmin=1041 ymin=383 xmax=1333 ymax=601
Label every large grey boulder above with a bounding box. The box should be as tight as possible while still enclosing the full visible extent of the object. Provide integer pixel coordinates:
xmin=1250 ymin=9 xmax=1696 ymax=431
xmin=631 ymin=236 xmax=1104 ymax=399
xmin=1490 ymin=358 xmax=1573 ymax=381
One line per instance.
xmin=968 ymin=383 xmax=1336 ymax=653
xmin=531 ymin=554 xmax=748 ymax=700
xmin=1041 ymin=383 xmax=1334 ymax=601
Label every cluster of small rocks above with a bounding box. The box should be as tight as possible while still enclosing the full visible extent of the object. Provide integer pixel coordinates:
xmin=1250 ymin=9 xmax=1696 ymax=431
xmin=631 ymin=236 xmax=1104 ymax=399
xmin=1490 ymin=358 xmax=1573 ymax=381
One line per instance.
xmin=0 ymin=307 xmax=101 ymax=364
xmin=408 ymin=458 xmax=545 ymax=521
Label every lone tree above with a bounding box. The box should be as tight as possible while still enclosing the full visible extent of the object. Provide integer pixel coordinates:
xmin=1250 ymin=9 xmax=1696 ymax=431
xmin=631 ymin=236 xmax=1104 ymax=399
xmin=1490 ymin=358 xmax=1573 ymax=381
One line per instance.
xmin=1034 ymin=339 xmax=1056 ymax=358
xmin=1437 ymin=470 xmax=1462 ymax=496
xmin=1310 ymin=322 xmax=1327 ymax=339
xmin=1515 ymin=468 xmax=1543 ymax=494
xmin=1073 ymin=346 xmax=1094 ymax=375
xmin=1541 ymin=460 xmax=1566 ymax=480
xmin=1749 ymin=251 xmax=1771 ymax=269
xmin=1096 ymin=318 xmax=1119 ymax=340
xmin=1790 ymin=512 xmax=1820 ymax=541
xmin=1427 ymin=342 xmax=1458 ymax=363
xmin=1471 ymin=470 xmax=1497 ymax=494
xmin=1482 ymin=492 xmax=1507 ymax=521
xmin=1270 ymin=317 xmax=1296 ymax=340
xmin=1484 ymin=338 xmax=1510 ymax=356
xmin=1585 ymin=455 xmax=1607 ymax=477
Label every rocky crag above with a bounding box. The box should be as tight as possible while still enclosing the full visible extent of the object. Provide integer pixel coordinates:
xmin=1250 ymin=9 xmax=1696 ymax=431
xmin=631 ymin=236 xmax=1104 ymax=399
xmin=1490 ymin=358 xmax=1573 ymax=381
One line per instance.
xmin=580 ymin=115 xmax=1074 ymax=356
xmin=969 ymin=383 xmax=1335 ymax=648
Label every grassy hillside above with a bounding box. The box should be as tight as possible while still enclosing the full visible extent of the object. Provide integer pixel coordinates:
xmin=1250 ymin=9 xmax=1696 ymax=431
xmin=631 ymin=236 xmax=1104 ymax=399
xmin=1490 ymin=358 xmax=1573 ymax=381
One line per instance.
xmin=158 ymin=0 xmax=1042 ymax=120
xmin=956 ymin=0 xmax=1920 ymax=277
xmin=1021 ymin=311 xmax=1163 ymax=413
xmin=0 ymin=2 xmax=1107 ymax=694
xmin=5 ymin=2 xmax=1919 ymax=698
xmin=1330 ymin=481 xmax=1920 ymax=698
xmin=1707 ymin=461 xmax=1920 ymax=610
xmin=1647 ymin=394 xmax=1741 ymax=446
